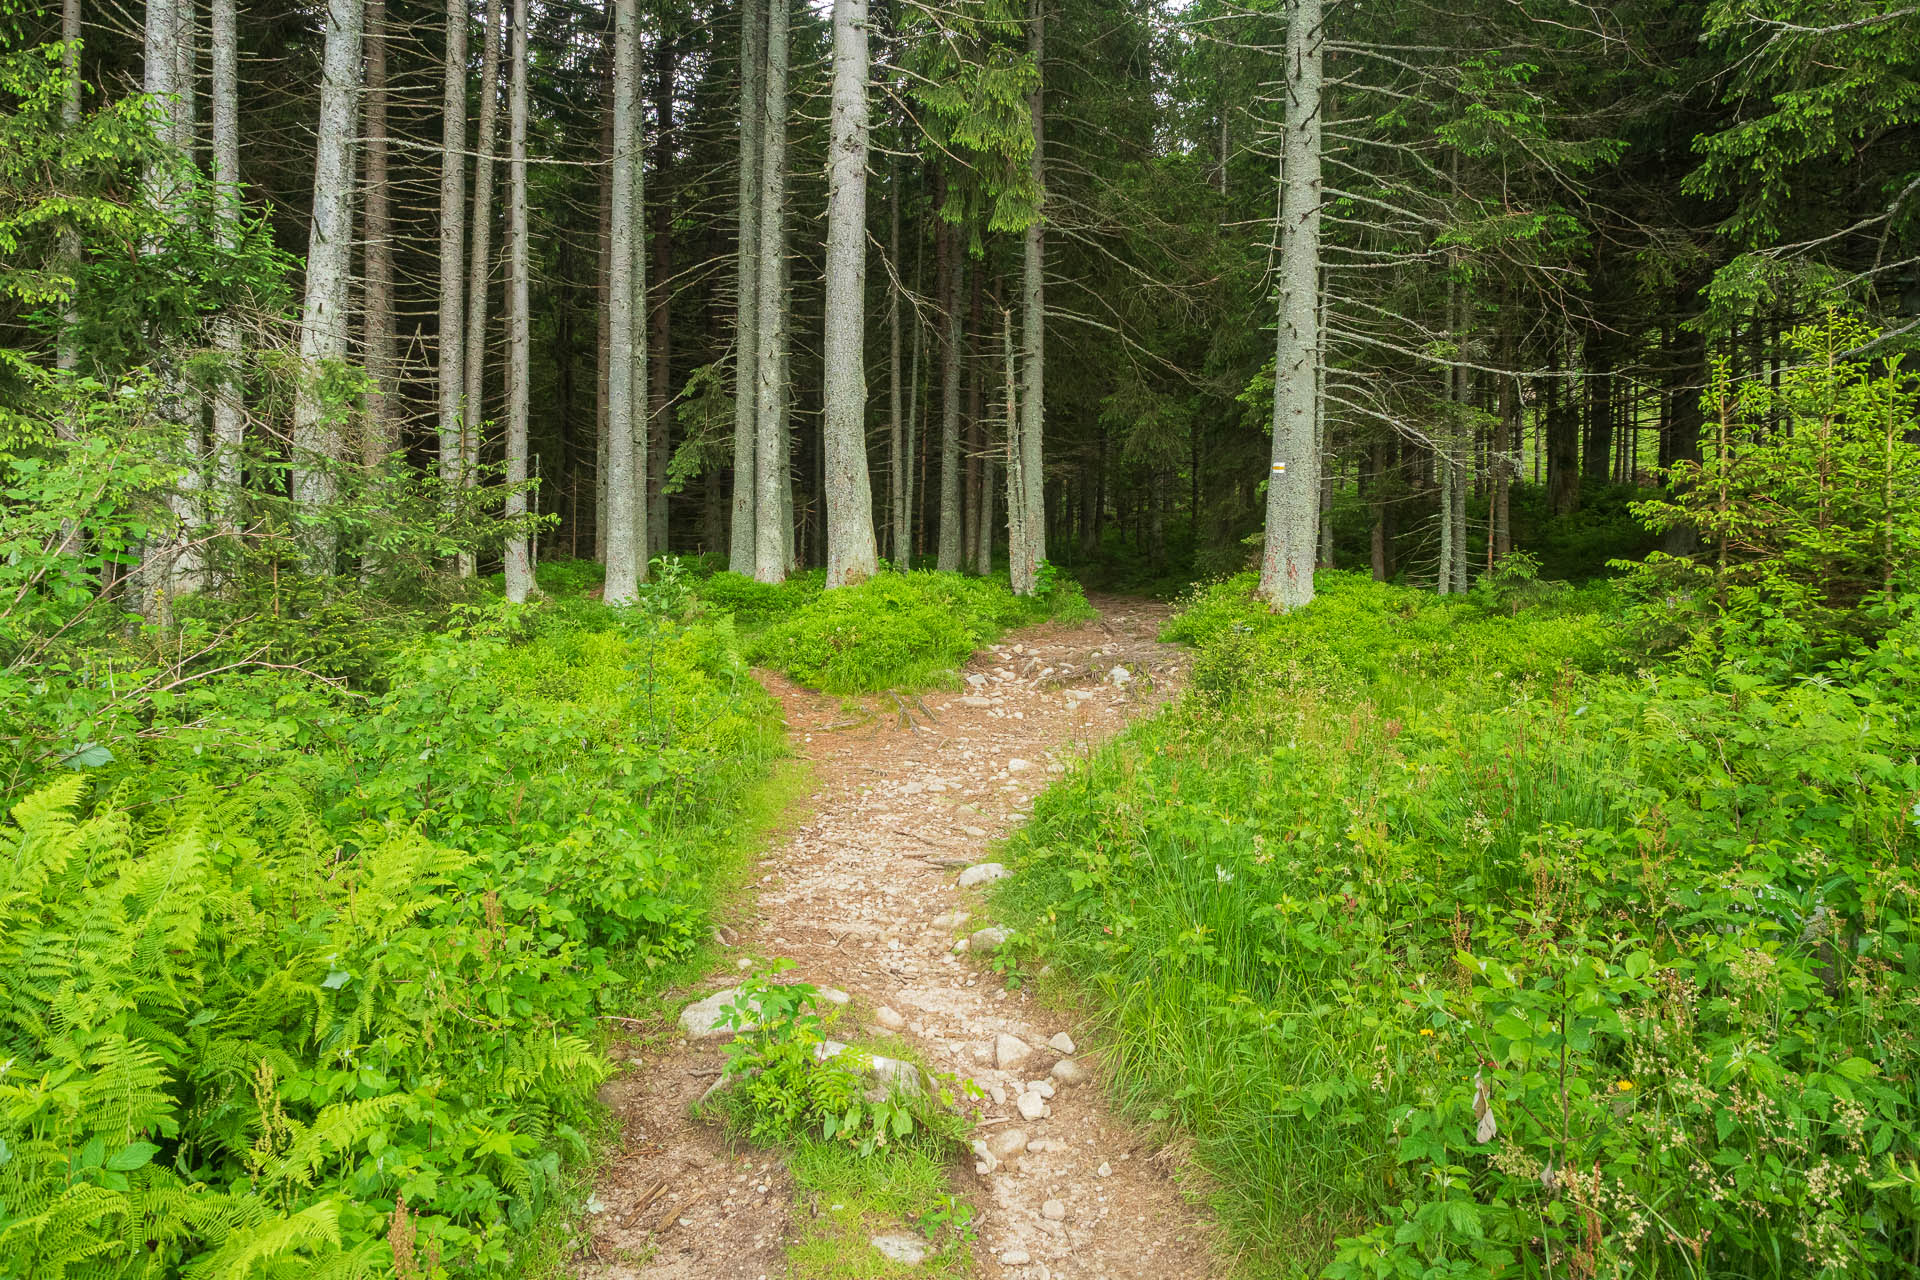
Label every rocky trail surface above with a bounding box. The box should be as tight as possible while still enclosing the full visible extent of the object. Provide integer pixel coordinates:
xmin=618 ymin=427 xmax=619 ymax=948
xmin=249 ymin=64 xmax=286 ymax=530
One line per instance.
xmin=574 ymin=597 xmax=1220 ymax=1280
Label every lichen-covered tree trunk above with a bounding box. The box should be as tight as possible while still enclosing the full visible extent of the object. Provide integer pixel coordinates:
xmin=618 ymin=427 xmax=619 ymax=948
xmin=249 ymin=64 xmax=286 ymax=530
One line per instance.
xmin=502 ymin=0 xmax=533 ymax=602
xmin=290 ymin=0 xmax=364 ymax=569
xmin=362 ymin=0 xmax=397 ymax=465
xmin=1255 ymin=0 xmax=1321 ymax=611
xmin=887 ymin=161 xmax=906 ymax=566
xmin=210 ymin=0 xmax=243 ymax=518
xmin=458 ymin=0 xmax=504 ymax=577
xmin=647 ymin=37 xmax=675 ymax=557
xmin=936 ymin=223 xmax=963 ymax=572
xmin=822 ymin=0 xmax=878 ymax=587
xmin=435 ymin=0 xmax=467 ymax=510
xmin=1011 ymin=0 xmax=1047 ymax=594
xmin=628 ymin=31 xmax=649 ymax=583
xmin=752 ymin=0 xmax=790 ymax=583
xmin=603 ymin=0 xmax=641 ymax=603
xmin=729 ymin=0 xmax=764 ymax=573
xmin=593 ymin=57 xmax=612 ymax=561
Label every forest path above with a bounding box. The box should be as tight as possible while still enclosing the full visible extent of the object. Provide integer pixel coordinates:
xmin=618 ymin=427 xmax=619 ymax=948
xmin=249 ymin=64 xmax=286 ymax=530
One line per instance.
xmin=574 ymin=596 xmax=1222 ymax=1280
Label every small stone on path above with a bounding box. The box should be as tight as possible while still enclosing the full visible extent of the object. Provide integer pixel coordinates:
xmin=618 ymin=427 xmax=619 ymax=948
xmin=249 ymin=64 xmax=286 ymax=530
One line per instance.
xmin=1051 ymin=1057 xmax=1088 ymax=1085
xmin=987 ymin=1128 xmax=1030 ymax=1160
xmin=1042 ymin=1198 xmax=1068 ymax=1221
xmin=958 ymin=862 xmax=1010 ymax=888
xmin=996 ymin=1033 xmax=1034 ymax=1071
xmin=968 ymin=926 xmax=1009 ymax=953
xmin=678 ymin=986 xmax=756 ymax=1038
xmin=1049 ymin=1031 xmax=1076 ymax=1054
xmin=875 ymin=1005 xmax=907 ymax=1031
xmin=1016 ymin=1089 xmax=1047 ymax=1120
xmin=871 ymin=1234 xmax=929 ymax=1265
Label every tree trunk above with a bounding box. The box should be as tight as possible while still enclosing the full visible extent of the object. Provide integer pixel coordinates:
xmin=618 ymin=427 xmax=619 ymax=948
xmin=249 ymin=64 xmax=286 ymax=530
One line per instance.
xmin=502 ymin=0 xmax=532 ymax=601
xmin=964 ymin=272 xmax=983 ymax=572
xmin=362 ymin=0 xmax=397 ymax=465
xmin=1012 ymin=0 xmax=1047 ymax=594
xmin=904 ymin=233 xmax=924 ymax=563
xmin=1584 ymin=322 xmax=1614 ymax=490
xmin=1546 ymin=338 xmax=1580 ymax=516
xmin=437 ymin=0 xmax=468 ymax=521
xmin=629 ymin=23 xmax=649 ymax=583
xmin=57 ymin=0 xmax=82 ymax=379
xmin=459 ymin=0 xmax=503 ymax=575
xmin=888 ymin=160 xmax=906 ymax=566
xmin=822 ymin=0 xmax=877 ymax=587
xmin=1256 ymin=0 xmax=1321 ymax=610
xmin=648 ymin=36 xmax=675 ymax=556
xmin=936 ymin=217 xmax=963 ymax=572
xmin=603 ymin=0 xmax=641 ymax=602
xmin=729 ymin=0 xmax=764 ymax=573
xmin=290 ymin=0 xmax=364 ymax=568
xmin=1447 ymin=274 xmax=1471 ymax=593
xmin=210 ymin=0 xmax=243 ymax=519
xmin=752 ymin=0 xmax=790 ymax=583
xmin=1493 ymin=330 xmax=1515 ymax=561
xmin=594 ymin=55 xmax=612 ymax=561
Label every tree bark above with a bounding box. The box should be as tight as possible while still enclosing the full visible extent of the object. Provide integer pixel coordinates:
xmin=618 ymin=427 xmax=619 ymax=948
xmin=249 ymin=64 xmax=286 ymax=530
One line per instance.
xmin=594 ymin=51 xmax=612 ymax=561
xmin=458 ymin=0 xmax=503 ymax=575
xmin=936 ymin=214 xmax=963 ymax=572
xmin=965 ymin=270 xmax=983 ymax=572
xmin=210 ymin=0 xmax=243 ymax=518
xmin=604 ymin=0 xmax=641 ymax=602
xmin=1256 ymin=0 xmax=1321 ymax=610
xmin=437 ymin=0 xmax=468 ymax=509
xmin=362 ymin=0 xmax=397 ymax=465
xmin=502 ymin=0 xmax=532 ymax=601
xmin=57 ymin=0 xmax=82 ymax=379
xmin=752 ymin=0 xmax=790 ymax=583
xmin=290 ymin=0 xmax=365 ymax=567
xmin=822 ymin=0 xmax=878 ymax=587
xmin=1011 ymin=0 xmax=1047 ymax=594
xmin=629 ymin=21 xmax=649 ymax=582
xmin=1546 ymin=337 xmax=1580 ymax=516
xmin=888 ymin=160 xmax=906 ymax=566
xmin=729 ymin=0 xmax=764 ymax=573
xmin=648 ymin=36 xmax=675 ymax=556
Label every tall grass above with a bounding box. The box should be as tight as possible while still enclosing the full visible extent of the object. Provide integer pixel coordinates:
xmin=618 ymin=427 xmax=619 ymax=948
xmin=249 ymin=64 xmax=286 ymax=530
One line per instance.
xmin=996 ymin=572 xmax=1920 ymax=1277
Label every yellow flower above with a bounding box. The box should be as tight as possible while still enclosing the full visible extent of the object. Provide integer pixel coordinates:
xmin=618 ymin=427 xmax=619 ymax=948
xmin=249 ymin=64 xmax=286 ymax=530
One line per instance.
xmin=1615 ymin=1079 xmax=1634 ymax=1092
xmin=1419 ymin=1028 xmax=1436 ymax=1037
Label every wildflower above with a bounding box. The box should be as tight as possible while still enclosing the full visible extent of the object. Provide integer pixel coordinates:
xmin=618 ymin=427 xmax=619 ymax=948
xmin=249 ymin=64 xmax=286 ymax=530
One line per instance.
xmin=1215 ymin=864 xmax=1234 ymax=884
xmin=1615 ymin=1079 xmax=1634 ymax=1092
xmin=1419 ymin=1028 xmax=1436 ymax=1037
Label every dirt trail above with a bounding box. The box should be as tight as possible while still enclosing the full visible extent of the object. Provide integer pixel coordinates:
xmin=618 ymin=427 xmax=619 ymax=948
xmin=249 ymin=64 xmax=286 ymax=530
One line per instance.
xmin=575 ymin=597 xmax=1219 ymax=1280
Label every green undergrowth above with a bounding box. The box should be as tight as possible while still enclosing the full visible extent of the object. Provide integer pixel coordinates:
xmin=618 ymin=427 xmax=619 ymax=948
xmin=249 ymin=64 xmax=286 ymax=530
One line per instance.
xmin=699 ymin=568 xmax=1094 ymax=693
xmin=694 ymin=969 xmax=978 ymax=1278
xmin=995 ymin=570 xmax=1920 ymax=1277
xmin=784 ymin=1141 xmax=974 ymax=1280
xmin=0 ymin=594 xmax=787 ymax=1277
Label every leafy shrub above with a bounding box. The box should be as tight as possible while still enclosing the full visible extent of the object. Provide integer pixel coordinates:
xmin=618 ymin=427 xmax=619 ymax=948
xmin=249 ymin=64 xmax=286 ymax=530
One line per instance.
xmin=999 ymin=571 xmax=1920 ymax=1277
xmin=744 ymin=570 xmax=1093 ymax=693
xmin=703 ymin=966 xmax=961 ymax=1156
xmin=695 ymin=570 xmax=825 ymax=628
xmin=1170 ymin=570 xmax=1616 ymax=704
xmin=0 ymin=604 xmax=784 ymax=1277
xmin=1619 ymin=313 xmax=1920 ymax=667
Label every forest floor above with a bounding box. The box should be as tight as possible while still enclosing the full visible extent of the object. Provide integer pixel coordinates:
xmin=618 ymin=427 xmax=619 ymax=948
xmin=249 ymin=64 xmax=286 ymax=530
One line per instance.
xmin=570 ymin=596 xmax=1223 ymax=1280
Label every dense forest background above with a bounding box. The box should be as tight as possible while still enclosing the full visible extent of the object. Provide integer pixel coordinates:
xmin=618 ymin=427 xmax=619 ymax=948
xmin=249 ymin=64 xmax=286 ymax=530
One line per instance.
xmin=8 ymin=0 xmax=1915 ymax=598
